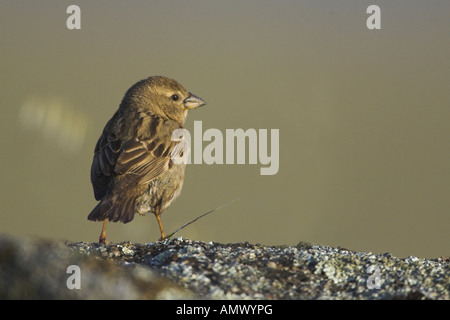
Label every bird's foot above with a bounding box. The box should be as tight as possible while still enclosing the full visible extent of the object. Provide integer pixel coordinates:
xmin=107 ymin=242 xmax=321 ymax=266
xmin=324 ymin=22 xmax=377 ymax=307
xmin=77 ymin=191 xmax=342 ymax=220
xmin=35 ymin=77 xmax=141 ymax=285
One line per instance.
xmin=99 ymin=235 xmax=108 ymax=245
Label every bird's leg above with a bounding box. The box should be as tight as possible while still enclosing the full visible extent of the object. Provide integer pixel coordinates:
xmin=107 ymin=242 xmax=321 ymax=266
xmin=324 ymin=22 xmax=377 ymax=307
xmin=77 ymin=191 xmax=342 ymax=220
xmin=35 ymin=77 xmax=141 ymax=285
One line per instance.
xmin=99 ymin=219 xmax=108 ymax=244
xmin=154 ymin=205 xmax=166 ymax=240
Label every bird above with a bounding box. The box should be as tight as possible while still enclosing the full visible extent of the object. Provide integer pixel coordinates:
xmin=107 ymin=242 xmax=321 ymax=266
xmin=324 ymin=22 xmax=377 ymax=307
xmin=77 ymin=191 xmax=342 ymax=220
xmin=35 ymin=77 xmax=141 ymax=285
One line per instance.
xmin=87 ymin=76 xmax=206 ymax=244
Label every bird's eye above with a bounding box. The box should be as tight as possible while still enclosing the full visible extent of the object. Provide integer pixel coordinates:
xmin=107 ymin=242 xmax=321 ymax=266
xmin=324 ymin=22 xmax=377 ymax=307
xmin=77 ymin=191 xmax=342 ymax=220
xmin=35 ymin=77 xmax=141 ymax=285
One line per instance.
xmin=171 ymin=94 xmax=179 ymax=101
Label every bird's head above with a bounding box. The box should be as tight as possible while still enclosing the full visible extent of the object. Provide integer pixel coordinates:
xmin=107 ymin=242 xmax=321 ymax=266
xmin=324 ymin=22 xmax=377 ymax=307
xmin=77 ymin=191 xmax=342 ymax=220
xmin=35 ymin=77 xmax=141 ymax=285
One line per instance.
xmin=122 ymin=76 xmax=206 ymax=125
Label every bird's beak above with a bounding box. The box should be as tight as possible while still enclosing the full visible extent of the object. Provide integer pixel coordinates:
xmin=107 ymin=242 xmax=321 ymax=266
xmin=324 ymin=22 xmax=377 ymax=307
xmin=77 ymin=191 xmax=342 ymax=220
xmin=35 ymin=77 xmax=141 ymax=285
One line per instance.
xmin=184 ymin=93 xmax=206 ymax=109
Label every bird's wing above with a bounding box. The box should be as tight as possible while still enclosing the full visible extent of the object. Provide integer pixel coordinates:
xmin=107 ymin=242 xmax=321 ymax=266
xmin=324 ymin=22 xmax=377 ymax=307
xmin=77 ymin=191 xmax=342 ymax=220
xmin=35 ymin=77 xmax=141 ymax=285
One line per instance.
xmin=90 ymin=117 xmax=122 ymax=200
xmin=111 ymin=135 xmax=177 ymax=194
xmin=91 ymin=114 xmax=180 ymax=200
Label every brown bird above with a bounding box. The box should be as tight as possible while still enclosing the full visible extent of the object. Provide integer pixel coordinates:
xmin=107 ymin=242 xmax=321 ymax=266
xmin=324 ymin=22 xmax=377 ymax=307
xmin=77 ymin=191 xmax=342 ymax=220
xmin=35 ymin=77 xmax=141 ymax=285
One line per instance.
xmin=88 ymin=76 xmax=206 ymax=243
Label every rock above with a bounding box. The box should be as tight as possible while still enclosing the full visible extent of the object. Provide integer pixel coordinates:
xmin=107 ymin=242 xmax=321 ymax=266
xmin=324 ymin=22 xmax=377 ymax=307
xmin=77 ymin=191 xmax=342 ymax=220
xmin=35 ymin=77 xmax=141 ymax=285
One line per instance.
xmin=0 ymin=234 xmax=448 ymax=299
xmin=0 ymin=234 xmax=193 ymax=299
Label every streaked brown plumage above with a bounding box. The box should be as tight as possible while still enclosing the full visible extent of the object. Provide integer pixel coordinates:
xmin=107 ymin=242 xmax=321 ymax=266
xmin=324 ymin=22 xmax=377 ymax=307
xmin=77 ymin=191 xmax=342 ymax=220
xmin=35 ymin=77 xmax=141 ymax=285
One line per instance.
xmin=88 ymin=76 xmax=206 ymax=243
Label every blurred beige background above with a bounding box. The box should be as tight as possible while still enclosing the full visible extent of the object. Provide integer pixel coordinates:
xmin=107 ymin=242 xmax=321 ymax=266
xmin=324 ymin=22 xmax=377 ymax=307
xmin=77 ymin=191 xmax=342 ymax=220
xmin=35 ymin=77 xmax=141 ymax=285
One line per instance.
xmin=1 ymin=1 xmax=449 ymax=258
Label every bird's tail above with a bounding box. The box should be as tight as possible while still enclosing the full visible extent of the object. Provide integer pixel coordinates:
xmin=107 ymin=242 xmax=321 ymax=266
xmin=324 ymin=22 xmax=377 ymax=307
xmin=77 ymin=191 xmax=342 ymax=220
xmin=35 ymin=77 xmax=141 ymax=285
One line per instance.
xmin=87 ymin=190 xmax=139 ymax=223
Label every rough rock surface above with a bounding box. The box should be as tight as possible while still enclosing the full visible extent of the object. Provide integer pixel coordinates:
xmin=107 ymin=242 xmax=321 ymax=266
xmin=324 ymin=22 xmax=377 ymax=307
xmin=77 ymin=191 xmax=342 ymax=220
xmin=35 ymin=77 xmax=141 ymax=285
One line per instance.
xmin=0 ymin=234 xmax=448 ymax=299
